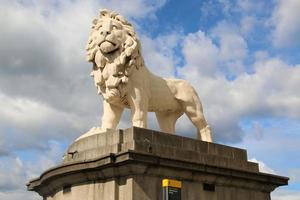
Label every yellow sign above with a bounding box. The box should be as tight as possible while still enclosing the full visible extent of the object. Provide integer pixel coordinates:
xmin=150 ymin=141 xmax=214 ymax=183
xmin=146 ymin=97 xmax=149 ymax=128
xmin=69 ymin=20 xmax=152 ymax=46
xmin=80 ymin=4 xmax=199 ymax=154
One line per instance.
xmin=162 ymin=179 xmax=182 ymax=188
xmin=162 ymin=179 xmax=182 ymax=200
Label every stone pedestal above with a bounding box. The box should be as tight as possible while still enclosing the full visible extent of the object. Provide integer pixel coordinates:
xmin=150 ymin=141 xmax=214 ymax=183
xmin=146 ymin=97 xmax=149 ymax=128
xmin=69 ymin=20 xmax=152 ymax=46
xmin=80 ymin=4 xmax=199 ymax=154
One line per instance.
xmin=27 ymin=127 xmax=288 ymax=200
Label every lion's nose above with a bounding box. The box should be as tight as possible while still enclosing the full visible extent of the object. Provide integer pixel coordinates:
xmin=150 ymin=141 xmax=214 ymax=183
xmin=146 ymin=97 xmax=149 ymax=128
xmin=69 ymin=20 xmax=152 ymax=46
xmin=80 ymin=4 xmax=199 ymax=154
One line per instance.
xmin=100 ymin=30 xmax=111 ymax=36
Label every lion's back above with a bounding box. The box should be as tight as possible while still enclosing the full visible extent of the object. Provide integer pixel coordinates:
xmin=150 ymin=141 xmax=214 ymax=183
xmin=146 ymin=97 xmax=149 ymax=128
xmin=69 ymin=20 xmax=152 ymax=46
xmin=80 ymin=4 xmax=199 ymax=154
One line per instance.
xmin=164 ymin=78 xmax=198 ymax=101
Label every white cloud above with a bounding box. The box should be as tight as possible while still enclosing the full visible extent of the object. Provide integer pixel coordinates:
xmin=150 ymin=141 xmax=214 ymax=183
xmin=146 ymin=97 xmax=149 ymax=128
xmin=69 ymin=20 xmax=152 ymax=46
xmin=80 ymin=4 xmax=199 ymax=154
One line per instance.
xmin=0 ymin=190 xmax=40 ymax=200
xmin=0 ymin=92 xmax=93 ymax=152
xmin=236 ymin=0 xmax=264 ymax=13
xmin=178 ymin=21 xmax=249 ymax=79
xmin=240 ymin=15 xmax=257 ymax=35
xmin=239 ymin=118 xmax=300 ymax=159
xmin=212 ymin=22 xmax=247 ymax=62
xmin=218 ymin=0 xmax=232 ymax=15
xmin=179 ymin=28 xmax=300 ymax=142
xmin=252 ymin=58 xmax=300 ymax=118
xmin=272 ymin=189 xmax=300 ymax=200
xmin=0 ymin=0 xmax=168 ymax=106
xmin=182 ymin=31 xmax=219 ymax=76
xmin=272 ymin=0 xmax=300 ymax=47
xmin=0 ymin=0 xmax=99 ymax=116
xmin=237 ymin=0 xmax=255 ymax=12
xmin=0 ymin=144 xmax=63 ymax=191
xmin=251 ymin=121 xmax=265 ymax=140
xmin=0 ymin=93 xmax=78 ymax=130
xmin=211 ymin=21 xmax=248 ymax=75
xmin=0 ymin=0 xmax=169 ymax=154
xmin=99 ymin=0 xmax=167 ymax=19
xmin=289 ymin=168 xmax=300 ymax=184
xmin=140 ymin=32 xmax=182 ymax=78
xmin=0 ymin=142 xmax=64 ymax=199
xmin=249 ymin=158 xmax=276 ymax=174
xmin=0 ymin=157 xmax=25 ymax=191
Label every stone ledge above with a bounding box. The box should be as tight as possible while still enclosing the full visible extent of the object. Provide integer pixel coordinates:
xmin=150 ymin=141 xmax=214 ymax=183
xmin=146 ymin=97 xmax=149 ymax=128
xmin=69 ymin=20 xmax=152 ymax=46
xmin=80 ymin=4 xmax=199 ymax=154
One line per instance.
xmin=63 ymin=127 xmax=248 ymax=163
xmin=27 ymin=150 xmax=288 ymax=197
xmin=62 ymin=127 xmax=255 ymax=172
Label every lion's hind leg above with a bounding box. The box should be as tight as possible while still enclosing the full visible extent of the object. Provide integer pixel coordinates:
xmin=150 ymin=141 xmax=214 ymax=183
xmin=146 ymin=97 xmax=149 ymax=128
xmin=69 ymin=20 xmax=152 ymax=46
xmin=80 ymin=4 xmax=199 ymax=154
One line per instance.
xmin=166 ymin=79 xmax=212 ymax=142
xmin=182 ymin=97 xmax=212 ymax=142
xmin=155 ymin=111 xmax=183 ymax=134
xmin=172 ymin=81 xmax=212 ymax=142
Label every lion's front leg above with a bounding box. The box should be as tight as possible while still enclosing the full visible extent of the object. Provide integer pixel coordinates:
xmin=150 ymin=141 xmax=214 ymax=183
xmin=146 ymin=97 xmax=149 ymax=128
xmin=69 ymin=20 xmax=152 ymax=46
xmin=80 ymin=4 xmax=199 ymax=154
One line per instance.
xmin=128 ymin=88 xmax=148 ymax=128
xmin=101 ymin=100 xmax=124 ymax=130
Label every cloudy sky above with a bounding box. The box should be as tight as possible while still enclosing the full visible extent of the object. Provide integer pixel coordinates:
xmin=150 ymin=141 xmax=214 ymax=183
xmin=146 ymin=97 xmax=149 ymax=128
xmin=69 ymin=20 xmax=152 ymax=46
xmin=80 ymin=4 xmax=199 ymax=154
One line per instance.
xmin=0 ymin=0 xmax=300 ymax=199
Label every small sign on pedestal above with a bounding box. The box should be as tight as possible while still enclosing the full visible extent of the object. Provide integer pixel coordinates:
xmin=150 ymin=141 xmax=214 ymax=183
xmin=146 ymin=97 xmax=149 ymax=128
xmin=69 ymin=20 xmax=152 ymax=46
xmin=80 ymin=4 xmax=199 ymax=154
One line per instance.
xmin=162 ymin=179 xmax=182 ymax=200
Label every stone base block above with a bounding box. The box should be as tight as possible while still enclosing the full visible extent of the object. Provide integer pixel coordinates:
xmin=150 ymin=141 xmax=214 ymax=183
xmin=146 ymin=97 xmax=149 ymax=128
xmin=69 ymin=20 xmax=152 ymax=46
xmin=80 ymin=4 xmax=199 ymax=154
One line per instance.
xmin=27 ymin=127 xmax=288 ymax=200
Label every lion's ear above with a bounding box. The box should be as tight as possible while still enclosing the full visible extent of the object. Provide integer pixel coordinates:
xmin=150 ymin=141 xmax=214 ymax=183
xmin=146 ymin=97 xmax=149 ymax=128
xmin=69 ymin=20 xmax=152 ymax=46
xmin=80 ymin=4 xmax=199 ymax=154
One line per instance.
xmin=110 ymin=11 xmax=118 ymax=18
xmin=115 ymin=15 xmax=130 ymax=26
xmin=86 ymin=35 xmax=98 ymax=62
xmin=99 ymin=9 xmax=109 ymax=17
xmin=92 ymin=18 xmax=98 ymax=25
xmin=127 ymin=30 xmax=135 ymax=37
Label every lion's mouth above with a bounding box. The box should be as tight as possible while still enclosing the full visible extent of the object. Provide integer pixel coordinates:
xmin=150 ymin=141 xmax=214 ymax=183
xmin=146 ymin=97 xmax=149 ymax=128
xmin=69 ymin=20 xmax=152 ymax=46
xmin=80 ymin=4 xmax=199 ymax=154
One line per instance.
xmin=99 ymin=40 xmax=119 ymax=54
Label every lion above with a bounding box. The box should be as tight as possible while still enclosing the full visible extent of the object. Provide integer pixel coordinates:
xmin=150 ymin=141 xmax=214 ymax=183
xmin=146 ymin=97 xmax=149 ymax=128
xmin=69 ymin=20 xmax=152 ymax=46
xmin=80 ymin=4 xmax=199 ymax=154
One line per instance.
xmin=83 ymin=9 xmax=212 ymax=142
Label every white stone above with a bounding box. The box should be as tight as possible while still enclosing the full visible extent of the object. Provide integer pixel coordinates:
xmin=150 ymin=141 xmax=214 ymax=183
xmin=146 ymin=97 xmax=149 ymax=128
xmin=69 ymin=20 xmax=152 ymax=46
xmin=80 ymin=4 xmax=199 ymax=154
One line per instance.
xmin=75 ymin=127 xmax=108 ymax=141
xmin=82 ymin=9 xmax=212 ymax=142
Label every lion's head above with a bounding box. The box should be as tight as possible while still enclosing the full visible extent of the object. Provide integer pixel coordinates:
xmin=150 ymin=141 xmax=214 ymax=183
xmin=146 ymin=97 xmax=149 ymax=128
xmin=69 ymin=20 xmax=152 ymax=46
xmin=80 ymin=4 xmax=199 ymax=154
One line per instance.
xmin=86 ymin=9 xmax=143 ymax=68
xmin=86 ymin=9 xmax=144 ymax=104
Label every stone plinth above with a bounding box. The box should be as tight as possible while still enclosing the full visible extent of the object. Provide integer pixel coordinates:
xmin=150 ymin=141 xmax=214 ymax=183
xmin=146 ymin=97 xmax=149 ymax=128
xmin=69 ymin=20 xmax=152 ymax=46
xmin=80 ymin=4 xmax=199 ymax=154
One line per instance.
xmin=27 ymin=127 xmax=288 ymax=200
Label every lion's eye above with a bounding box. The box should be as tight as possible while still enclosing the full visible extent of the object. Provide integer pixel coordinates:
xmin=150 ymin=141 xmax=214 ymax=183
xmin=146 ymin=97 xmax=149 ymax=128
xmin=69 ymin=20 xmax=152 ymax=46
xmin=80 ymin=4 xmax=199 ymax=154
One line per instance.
xmin=97 ymin=25 xmax=102 ymax=30
xmin=112 ymin=25 xmax=118 ymax=30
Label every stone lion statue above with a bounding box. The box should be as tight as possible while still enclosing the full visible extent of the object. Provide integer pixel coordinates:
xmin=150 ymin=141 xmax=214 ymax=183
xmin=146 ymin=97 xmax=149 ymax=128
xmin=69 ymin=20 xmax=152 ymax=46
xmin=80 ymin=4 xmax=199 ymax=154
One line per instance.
xmin=82 ymin=9 xmax=212 ymax=142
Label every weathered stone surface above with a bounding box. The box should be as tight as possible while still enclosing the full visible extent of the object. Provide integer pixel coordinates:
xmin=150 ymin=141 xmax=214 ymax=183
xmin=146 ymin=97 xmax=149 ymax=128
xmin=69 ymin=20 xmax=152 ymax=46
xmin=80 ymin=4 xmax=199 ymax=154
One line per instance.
xmin=63 ymin=127 xmax=251 ymax=171
xmin=81 ymin=9 xmax=212 ymax=142
xmin=27 ymin=127 xmax=288 ymax=200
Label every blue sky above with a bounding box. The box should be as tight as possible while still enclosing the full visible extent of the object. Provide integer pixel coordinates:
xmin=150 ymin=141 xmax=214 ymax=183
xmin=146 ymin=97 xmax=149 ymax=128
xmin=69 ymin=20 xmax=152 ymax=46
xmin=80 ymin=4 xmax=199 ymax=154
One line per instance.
xmin=0 ymin=0 xmax=300 ymax=199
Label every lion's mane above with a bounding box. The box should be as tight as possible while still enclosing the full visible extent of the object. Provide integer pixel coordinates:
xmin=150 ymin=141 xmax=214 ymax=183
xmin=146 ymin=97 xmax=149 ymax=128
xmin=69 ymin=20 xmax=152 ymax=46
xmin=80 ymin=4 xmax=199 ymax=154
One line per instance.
xmin=86 ymin=9 xmax=145 ymax=103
